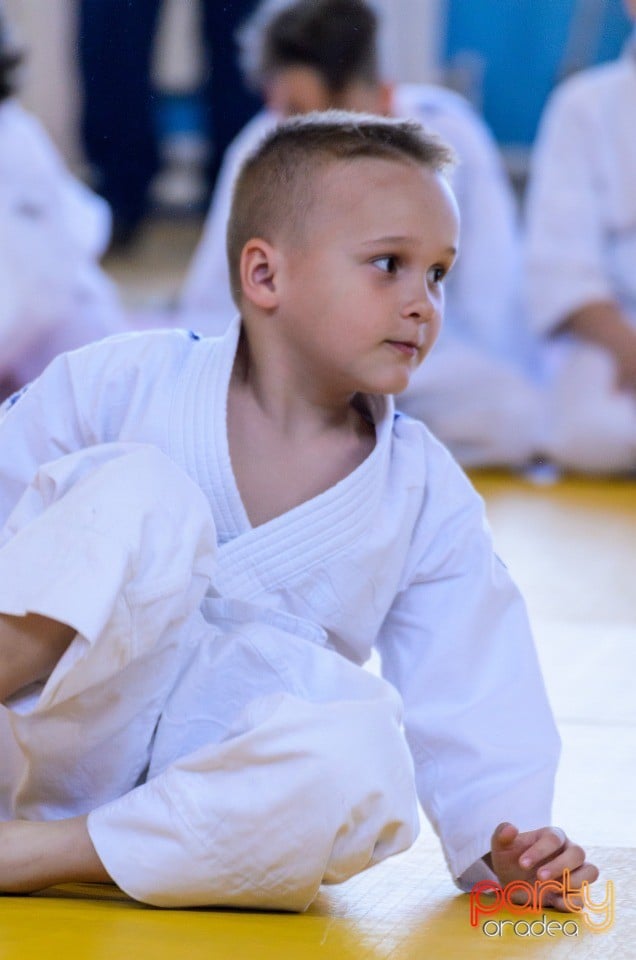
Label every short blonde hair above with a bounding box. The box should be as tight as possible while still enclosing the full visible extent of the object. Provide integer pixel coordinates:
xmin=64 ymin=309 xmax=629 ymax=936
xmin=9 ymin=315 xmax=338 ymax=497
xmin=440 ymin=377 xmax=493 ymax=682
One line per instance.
xmin=226 ymin=110 xmax=455 ymax=304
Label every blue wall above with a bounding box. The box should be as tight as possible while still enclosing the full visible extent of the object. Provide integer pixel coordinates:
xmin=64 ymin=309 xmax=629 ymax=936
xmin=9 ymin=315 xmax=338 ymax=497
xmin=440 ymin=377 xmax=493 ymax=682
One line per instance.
xmin=445 ymin=0 xmax=632 ymax=144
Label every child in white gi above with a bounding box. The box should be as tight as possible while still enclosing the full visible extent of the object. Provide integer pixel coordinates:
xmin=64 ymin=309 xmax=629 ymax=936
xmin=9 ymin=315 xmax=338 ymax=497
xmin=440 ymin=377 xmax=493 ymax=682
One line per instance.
xmin=0 ymin=7 xmax=125 ymax=401
xmin=524 ymin=0 xmax=636 ymax=472
xmin=0 ymin=113 xmax=597 ymax=910
xmin=179 ymin=0 xmax=544 ymax=470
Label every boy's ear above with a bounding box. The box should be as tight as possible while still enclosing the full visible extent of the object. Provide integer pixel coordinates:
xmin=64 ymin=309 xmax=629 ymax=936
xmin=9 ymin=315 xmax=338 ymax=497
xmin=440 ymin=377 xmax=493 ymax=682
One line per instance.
xmin=239 ymin=238 xmax=281 ymax=310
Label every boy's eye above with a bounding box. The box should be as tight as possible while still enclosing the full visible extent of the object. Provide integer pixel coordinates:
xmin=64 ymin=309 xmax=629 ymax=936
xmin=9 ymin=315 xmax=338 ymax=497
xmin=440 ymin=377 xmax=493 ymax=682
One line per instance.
xmin=372 ymin=255 xmax=398 ymax=274
xmin=429 ymin=265 xmax=447 ymax=283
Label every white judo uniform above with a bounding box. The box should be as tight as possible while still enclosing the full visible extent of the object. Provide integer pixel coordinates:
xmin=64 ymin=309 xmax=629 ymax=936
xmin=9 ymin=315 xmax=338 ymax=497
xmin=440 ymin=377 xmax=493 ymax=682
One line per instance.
xmin=525 ymin=34 xmax=636 ymax=472
xmin=178 ymin=86 xmax=544 ymax=468
xmin=0 ymin=320 xmax=560 ymax=908
xmin=0 ymin=98 xmax=125 ymax=398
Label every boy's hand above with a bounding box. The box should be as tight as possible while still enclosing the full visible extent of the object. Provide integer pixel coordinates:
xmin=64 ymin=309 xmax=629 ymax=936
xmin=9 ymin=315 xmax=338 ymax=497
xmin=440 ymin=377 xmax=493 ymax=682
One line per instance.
xmin=487 ymin=822 xmax=599 ymax=911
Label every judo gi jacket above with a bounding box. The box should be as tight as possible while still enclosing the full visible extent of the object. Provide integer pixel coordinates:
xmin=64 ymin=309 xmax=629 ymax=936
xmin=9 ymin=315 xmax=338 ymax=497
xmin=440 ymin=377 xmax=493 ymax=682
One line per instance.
xmin=0 ymin=320 xmax=560 ymax=906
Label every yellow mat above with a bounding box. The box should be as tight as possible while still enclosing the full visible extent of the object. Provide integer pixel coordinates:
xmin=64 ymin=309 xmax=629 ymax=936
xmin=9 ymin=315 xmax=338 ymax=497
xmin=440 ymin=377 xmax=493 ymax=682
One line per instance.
xmin=1 ymin=830 xmax=632 ymax=959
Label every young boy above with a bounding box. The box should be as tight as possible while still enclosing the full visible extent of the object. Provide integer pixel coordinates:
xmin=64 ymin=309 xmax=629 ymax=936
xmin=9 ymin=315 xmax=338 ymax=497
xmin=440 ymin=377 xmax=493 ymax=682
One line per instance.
xmin=0 ymin=113 xmax=596 ymax=910
xmin=179 ymin=0 xmax=544 ymax=470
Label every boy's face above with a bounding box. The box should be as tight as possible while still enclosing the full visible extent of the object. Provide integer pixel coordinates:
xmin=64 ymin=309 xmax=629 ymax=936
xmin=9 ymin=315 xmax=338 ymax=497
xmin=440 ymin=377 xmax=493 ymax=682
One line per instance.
xmin=272 ymin=157 xmax=459 ymax=399
xmin=623 ymin=0 xmax=636 ymax=20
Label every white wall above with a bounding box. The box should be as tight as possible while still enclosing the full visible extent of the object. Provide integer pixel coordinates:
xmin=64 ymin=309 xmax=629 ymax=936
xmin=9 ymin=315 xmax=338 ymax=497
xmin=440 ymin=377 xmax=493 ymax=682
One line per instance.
xmin=375 ymin=0 xmax=447 ymax=83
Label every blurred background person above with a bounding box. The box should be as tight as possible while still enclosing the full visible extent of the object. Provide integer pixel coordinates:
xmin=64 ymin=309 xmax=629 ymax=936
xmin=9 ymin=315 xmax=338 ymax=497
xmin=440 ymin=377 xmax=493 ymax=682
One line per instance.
xmin=524 ymin=0 xmax=636 ymax=473
xmin=0 ymin=3 xmax=125 ymax=401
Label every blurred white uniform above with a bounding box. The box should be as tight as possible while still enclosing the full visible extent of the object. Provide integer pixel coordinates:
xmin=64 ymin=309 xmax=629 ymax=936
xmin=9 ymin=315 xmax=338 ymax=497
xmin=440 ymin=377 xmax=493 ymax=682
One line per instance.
xmin=0 ymin=99 xmax=125 ymax=396
xmin=525 ymin=35 xmax=636 ymax=472
xmin=0 ymin=321 xmax=559 ymax=907
xmin=179 ymin=86 xmax=544 ymax=468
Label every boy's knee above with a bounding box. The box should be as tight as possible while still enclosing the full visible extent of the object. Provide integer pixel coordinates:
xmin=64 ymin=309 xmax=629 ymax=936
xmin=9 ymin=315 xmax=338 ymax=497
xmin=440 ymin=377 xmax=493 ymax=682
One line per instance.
xmin=296 ymin=697 xmax=420 ymax=885
xmin=98 ymin=692 xmax=419 ymax=911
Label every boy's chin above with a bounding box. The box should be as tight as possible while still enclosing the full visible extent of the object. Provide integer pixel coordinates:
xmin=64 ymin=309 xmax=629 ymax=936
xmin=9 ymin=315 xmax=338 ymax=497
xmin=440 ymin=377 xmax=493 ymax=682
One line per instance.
xmin=361 ymin=373 xmax=413 ymax=397
xmin=382 ymin=366 xmax=419 ymax=396
xmin=351 ymin=356 xmax=422 ymax=397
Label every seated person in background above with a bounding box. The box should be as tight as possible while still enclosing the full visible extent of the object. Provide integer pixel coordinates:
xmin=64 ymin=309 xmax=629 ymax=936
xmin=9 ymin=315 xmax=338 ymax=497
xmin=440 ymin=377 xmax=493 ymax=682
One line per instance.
xmin=0 ymin=6 xmax=125 ymax=401
xmin=179 ymin=0 xmax=545 ymax=470
xmin=524 ymin=0 xmax=636 ymax=473
xmin=0 ymin=113 xmax=596 ymax=908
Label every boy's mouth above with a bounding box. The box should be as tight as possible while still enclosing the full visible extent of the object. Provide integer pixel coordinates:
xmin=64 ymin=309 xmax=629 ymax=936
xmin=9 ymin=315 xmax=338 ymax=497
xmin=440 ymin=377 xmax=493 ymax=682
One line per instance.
xmin=385 ymin=340 xmax=419 ymax=358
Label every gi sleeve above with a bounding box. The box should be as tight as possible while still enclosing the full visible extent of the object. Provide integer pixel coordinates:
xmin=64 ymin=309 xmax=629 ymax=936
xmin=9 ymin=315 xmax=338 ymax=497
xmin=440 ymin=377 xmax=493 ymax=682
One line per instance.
xmin=0 ymin=329 xmax=194 ymax=528
xmin=0 ymin=352 xmax=87 ymax=527
xmin=375 ymin=452 xmax=560 ymax=888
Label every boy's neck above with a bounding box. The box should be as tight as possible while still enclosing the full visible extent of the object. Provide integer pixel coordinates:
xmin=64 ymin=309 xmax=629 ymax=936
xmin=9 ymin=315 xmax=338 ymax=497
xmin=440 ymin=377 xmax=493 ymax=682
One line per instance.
xmin=231 ymin=324 xmax=369 ymax=438
xmin=227 ymin=326 xmax=376 ymax=528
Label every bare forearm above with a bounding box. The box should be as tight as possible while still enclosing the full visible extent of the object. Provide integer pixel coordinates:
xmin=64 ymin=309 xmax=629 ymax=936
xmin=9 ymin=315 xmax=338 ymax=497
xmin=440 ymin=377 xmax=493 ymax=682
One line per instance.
xmin=560 ymin=300 xmax=636 ymax=390
xmin=0 ymin=817 xmax=111 ymax=893
xmin=561 ymin=300 xmax=635 ymax=352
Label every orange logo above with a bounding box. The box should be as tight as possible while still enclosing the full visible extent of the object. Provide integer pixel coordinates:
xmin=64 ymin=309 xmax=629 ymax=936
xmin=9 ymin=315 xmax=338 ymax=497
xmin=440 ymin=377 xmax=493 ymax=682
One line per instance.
xmin=470 ymin=871 xmax=615 ymax=936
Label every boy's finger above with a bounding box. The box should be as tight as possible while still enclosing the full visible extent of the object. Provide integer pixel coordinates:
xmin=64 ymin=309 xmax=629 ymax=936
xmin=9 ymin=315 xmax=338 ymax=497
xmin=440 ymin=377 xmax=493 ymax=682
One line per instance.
xmin=535 ymin=849 xmax=594 ymax=882
xmin=558 ymin=862 xmax=600 ymax=911
xmin=518 ymin=827 xmax=567 ymax=869
xmin=491 ymin=822 xmax=519 ymax=848
xmin=540 ymin=863 xmax=600 ymax=912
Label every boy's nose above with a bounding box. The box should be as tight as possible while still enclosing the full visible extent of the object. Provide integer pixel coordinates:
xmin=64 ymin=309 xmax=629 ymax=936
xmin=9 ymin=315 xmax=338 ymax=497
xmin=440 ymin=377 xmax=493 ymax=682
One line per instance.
xmin=402 ymin=287 xmax=439 ymax=323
